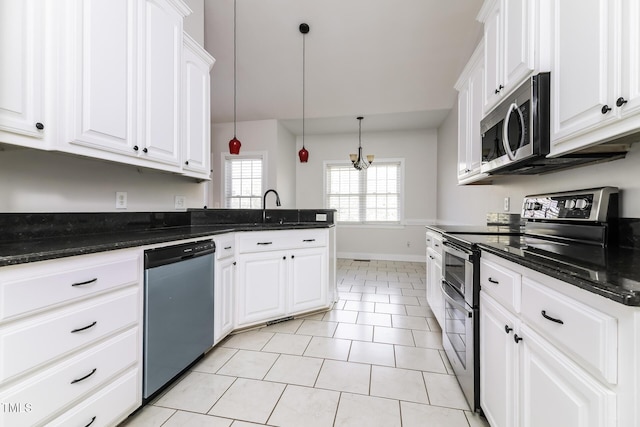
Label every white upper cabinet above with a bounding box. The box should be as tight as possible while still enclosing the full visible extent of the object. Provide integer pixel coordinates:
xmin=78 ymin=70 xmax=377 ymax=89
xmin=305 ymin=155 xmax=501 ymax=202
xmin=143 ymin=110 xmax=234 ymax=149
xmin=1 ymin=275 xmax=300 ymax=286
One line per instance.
xmin=182 ymin=34 xmax=215 ymax=179
xmin=62 ymin=0 xmax=138 ymax=155
xmin=139 ymin=0 xmax=186 ymax=167
xmin=0 ymin=0 xmax=45 ymax=146
xmin=549 ymin=0 xmax=640 ymax=155
xmin=478 ymin=0 xmax=549 ymax=115
xmin=455 ymin=42 xmax=487 ymax=184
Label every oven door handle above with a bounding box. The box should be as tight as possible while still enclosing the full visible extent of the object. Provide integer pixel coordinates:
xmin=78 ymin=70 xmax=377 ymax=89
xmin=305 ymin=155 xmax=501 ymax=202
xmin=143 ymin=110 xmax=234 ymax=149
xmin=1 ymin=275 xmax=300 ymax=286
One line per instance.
xmin=441 ymin=280 xmax=473 ymax=317
xmin=442 ymin=241 xmax=475 ymax=261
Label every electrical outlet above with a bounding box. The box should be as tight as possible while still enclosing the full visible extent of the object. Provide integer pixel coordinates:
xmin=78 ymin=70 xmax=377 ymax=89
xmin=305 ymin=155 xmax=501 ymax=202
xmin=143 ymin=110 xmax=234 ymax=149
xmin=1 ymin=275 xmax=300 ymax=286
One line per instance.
xmin=116 ymin=192 xmax=127 ymax=209
xmin=406 ymin=241 xmax=411 ymax=248
xmin=174 ymin=195 xmax=186 ymax=210
xmin=504 ymin=197 xmax=510 ymax=212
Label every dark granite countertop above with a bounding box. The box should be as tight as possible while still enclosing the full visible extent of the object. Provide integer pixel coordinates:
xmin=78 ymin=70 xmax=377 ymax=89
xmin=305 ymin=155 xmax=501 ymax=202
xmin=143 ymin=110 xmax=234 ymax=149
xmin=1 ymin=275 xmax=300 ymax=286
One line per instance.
xmin=443 ymin=233 xmax=640 ymax=306
xmin=0 ymin=209 xmax=335 ymax=267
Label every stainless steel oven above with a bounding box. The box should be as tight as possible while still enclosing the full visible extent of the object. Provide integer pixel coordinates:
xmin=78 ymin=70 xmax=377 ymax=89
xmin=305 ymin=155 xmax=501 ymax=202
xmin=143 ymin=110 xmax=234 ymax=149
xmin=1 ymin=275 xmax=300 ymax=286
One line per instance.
xmin=441 ymin=239 xmax=480 ymax=412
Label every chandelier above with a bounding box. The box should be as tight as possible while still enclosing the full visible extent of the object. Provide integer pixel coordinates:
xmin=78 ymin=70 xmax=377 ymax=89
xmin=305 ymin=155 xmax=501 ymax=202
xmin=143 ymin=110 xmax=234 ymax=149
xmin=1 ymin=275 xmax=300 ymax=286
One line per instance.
xmin=350 ymin=116 xmax=374 ymax=170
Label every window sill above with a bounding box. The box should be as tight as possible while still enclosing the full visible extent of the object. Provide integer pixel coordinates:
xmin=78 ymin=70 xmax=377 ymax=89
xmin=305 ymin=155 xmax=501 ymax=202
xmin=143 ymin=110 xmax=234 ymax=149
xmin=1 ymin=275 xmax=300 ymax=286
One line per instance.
xmin=337 ymin=223 xmax=405 ymax=230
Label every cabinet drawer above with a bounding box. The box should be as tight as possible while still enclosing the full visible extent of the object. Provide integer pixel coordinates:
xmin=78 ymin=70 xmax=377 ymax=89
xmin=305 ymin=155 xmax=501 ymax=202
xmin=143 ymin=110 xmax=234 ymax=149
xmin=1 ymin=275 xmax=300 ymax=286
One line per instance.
xmin=0 ymin=249 xmax=140 ymax=321
xmin=47 ymin=368 xmax=139 ymax=427
xmin=0 ymin=328 xmax=138 ymax=427
xmin=0 ymin=288 xmax=138 ymax=383
xmin=480 ymin=258 xmax=521 ymax=313
xmin=426 ymin=231 xmax=443 ymax=252
xmin=237 ymin=229 xmax=326 ymax=253
xmin=216 ymin=235 xmax=235 ymax=260
xmin=521 ymin=278 xmax=618 ymax=384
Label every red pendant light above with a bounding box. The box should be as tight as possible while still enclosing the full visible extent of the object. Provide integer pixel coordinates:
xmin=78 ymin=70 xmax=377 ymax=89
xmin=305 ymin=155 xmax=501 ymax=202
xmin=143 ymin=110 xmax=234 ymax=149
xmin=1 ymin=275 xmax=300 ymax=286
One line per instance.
xmin=229 ymin=0 xmax=241 ymax=155
xmin=298 ymin=23 xmax=310 ymax=163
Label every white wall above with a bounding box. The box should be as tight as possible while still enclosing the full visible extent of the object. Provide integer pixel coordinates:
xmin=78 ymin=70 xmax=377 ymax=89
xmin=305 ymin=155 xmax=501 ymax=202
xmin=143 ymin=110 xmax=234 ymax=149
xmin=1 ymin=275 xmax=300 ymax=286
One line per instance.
xmin=0 ymin=147 xmax=206 ymax=212
xmin=295 ymin=129 xmax=438 ymax=262
xmin=436 ymin=104 xmax=640 ymax=224
xmin=183 ymin=0 xmax=205 ymax=46
xmin=211 ymin=119 xmax=297 ymax=208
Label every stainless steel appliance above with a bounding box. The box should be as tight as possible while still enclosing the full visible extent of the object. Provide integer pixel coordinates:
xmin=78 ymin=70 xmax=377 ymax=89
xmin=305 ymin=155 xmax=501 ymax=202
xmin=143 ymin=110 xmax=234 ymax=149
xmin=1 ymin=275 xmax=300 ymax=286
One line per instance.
xmin=143 ymin=240 xmax=215 ymax=400
xmin=480 ymin=73 xmax=626 ymax=175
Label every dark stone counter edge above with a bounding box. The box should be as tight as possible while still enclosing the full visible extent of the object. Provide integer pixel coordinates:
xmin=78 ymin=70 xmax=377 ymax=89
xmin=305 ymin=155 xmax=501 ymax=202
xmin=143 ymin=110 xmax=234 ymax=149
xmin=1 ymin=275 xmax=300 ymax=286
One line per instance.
xmin=0 ymin=223 xmax=334 ymax=267
xmin=478 ymin=243 xmax=640 ymax=307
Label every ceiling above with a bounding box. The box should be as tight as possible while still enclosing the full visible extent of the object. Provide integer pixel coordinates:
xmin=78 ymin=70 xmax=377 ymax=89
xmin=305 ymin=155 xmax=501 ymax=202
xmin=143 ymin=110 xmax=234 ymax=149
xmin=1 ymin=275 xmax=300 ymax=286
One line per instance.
xmin=203 ymin=0 xmax=484 ymax=135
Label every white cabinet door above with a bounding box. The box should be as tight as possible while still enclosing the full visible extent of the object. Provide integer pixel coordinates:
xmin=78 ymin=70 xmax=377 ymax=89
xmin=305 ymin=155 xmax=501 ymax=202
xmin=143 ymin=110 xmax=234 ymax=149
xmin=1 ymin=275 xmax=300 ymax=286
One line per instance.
xmin=468 ymin=56 xmax=484 ymax=174
xmin=457 ymin=81 xmax=471 ymax=177
xmin=483 ymin=0 xmax=503 ymax=111
xmin=480 ymin=292 xmax=519 ymax=427
xmin=182 ymin=35 xmax=214 ymax=178
xmin=65 ymin=0 xmax=137 ymax=155
xmin=619 ymin=0 xmax=640 ymax=118
xmin=0 ymin=0 xmax=45 ymax=143
xmin=502 ymin=0 xmax=532 ymax=91
xmin=426 ymin=248 xmax=443 ymax=326
xmin=236 ymin=252 xmax=287 ymax=326
xmin=550 ymin=0 xmax=614 ymax=145
xmin=289 ymin=248 xmax=327 ymax=314
xmin=520 ymin=325 xmax=617 ymax=427
xmin=214 ymin=256 xmax=235 ymax=344
xmin=139 ymin=0 xmax=182 ymax=166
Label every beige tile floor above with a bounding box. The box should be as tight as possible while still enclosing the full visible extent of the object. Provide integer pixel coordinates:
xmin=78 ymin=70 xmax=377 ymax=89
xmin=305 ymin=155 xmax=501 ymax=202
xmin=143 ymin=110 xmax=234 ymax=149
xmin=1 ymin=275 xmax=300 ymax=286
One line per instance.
xmin=121 ymin=259 xmax=490 ymax=427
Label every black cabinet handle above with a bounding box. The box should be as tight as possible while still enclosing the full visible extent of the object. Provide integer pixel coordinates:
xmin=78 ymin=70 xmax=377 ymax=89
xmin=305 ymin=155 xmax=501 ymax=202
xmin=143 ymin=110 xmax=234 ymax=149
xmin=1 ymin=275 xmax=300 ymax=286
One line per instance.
xmin=494 ymin=84 xmax=504 ymax=94
xmin=257 ymin=242 xmax=273 ymax=246
xmin=84 ymin=416 xmax=96 ymax=427
xmin=70 ymin=368 xmax=97 ymax=384
xmin=513 ymin=334 xmax=523 ymax=343
xmin=434 ymin=244 xmax=440 ymax=248
xmin=185 ymin=160 xmax=189 ymax=165
xmin=71 ymin=278 xmax=97 ymax=287
xmin=601 ymin=105 xmax=612 ymax=114
xmin=616 ymin=97 xmax=628 ymax=107
xmin=233 ymin=261 xmax=236 ymax=266
xmin=142 ymin=147 xmax=148 ymax=153
xmin=541 ymin=310 xmax=564 ymax=324
xmin=133 ymin=145 xmax=139 ymax=151
xmin=282 ymin=256 xmax=286 ymax=260
xmin=71 ymin=321 xmax=97 ymax=333
xmin=504 ymin=325 xmax=513 ymax=334
xmin=291 ymin=255 xmax=295 ymax=259
xmin=224 ymin=246 xmax=232 ymax=250
xmin=35 ymin=122 xmax=44 ymax=130
xmin=302 ymin=239 xmax=316 ymax=242
xmin=429 ymin=255 xmax=434 ymax=260
xmin=488 ymin=277 xmax=499 ymax=284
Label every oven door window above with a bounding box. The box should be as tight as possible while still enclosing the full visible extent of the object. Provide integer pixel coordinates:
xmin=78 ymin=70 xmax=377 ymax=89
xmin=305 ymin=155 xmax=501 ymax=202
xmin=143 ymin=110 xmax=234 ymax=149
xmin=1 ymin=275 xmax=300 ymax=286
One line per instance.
xmin=442 ymin=281 xmax=470 ymax=369
xmin=443 ymin=251 xmax=466 ymax=296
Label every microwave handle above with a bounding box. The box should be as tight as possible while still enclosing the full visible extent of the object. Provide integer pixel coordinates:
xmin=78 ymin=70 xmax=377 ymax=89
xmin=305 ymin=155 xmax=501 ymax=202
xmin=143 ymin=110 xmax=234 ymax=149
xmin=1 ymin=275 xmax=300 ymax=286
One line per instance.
xmin=502 ymin=102 xmax=525 ymax=161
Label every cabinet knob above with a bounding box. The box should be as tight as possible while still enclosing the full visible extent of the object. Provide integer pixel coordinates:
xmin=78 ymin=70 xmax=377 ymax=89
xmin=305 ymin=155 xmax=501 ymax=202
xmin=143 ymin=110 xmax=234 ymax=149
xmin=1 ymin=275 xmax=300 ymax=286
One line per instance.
xmin=291 ymin=255 xmax=295 ymax=259
xmin=513 ymin=334 xmax=523 ymax=343
xmin=233 ymin=261 xmax=236 ymax=266
xmin=616 ymin=97 xmax=628 ymax=107
xmin=494 ymin=84 xmax=504 ymax=94
xmin=185 ymin=160 xmax=189 ymax=165
xmin=35 ymin=122 xmax=44 ymax=130
xmin=504 ymin=325 xmax=513 ymax=334
xmin=282 ymin=256 xmax=286 ymax=260
xmin=133 ymin=145 xmax=139 ymax=151
xmin=601 ymin=105 xmax=612 ymax=114
xmin=142 ymin=147 xmax=148 ymax=153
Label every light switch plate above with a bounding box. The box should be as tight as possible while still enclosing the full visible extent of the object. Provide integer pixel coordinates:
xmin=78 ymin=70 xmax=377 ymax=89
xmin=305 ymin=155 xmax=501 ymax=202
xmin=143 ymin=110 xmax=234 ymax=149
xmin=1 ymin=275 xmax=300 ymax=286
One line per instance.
xmin=504 ymin=197 xmax=510 ymax=212
xmin=116 ymin=192 xmax=127 ymax=209
xmin=175 ymin=195 xmax=186 ymax=210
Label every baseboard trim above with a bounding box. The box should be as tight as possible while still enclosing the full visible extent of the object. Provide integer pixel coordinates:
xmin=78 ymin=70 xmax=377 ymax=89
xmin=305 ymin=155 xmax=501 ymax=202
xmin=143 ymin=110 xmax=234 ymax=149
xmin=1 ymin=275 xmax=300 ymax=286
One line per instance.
xmin=337 ymin=252 xmax=425 ymax=263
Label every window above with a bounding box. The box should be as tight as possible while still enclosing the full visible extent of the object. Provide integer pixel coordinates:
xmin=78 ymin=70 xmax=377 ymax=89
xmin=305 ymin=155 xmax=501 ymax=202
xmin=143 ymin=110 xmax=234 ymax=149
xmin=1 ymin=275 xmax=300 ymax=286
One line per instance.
xmin=224 ymin=155 xmax=264 ymax=208
xmin=325 ymin=160 xmax=402 ymax=223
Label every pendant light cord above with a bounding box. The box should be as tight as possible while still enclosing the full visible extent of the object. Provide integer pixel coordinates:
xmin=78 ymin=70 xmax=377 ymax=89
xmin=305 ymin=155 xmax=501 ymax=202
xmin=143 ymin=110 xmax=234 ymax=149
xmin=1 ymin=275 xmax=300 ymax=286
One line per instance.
xmin=302 ymin=29 xmax=306 ymax=148
xmin=233 ymin=0 xmax=237 ymax=138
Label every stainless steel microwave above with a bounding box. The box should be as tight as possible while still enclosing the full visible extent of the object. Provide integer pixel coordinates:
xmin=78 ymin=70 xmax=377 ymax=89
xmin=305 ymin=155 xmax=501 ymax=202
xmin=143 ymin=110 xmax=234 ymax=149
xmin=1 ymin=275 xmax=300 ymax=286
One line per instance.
xmin=480 ymin=73 xmax=550 ymax=174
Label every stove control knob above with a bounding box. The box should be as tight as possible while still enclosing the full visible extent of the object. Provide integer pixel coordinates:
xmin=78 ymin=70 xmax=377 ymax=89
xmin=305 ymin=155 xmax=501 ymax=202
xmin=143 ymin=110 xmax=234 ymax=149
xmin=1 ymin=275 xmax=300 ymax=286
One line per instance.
xmin=567 ymin=199 xmax=577 ymax=209
xmin=575 ymin=198 xmax=589 ymax=210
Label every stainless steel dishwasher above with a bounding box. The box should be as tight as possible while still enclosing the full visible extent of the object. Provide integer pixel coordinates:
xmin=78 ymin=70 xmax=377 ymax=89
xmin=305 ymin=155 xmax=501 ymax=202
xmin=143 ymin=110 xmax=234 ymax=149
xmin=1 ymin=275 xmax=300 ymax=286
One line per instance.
xmin=143 ymin=239 xmax=215 ymax=400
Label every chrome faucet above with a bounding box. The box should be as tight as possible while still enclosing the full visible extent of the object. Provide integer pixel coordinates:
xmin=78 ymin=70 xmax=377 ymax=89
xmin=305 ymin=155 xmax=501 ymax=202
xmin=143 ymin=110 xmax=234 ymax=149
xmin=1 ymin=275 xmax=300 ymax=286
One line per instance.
xmin=262 ymin=189 xmax=281 ymax=222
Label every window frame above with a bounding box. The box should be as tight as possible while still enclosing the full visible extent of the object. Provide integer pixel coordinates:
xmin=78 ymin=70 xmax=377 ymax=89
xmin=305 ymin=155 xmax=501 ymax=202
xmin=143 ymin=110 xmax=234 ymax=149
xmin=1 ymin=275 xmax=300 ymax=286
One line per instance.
xmin=323 ymin=158 xmax=405 ymax=226
xmin=221 ymin=151 xmax=268 ymax=209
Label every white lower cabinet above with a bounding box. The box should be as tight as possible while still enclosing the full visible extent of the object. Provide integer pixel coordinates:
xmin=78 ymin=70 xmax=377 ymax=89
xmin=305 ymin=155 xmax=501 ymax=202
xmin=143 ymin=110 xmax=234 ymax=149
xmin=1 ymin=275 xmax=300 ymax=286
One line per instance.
xmin=0 ymin=248 xmax=142 ymax=427
xmin=214 ymin=255 xmax=235 ymax=345
xmin=425 ymin=231 xmax=444 ymax=326
xmin=479 ymin=252 xmax=633 ymax=427
xmin=236 ymin=229 xmax=330 ymax=328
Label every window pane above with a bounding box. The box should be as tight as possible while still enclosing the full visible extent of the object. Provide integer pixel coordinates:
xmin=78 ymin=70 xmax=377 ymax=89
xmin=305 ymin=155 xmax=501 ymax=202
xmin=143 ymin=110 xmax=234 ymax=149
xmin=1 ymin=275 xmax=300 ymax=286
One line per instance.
xmin=225 ymin=157 xmax=263 ymax=208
